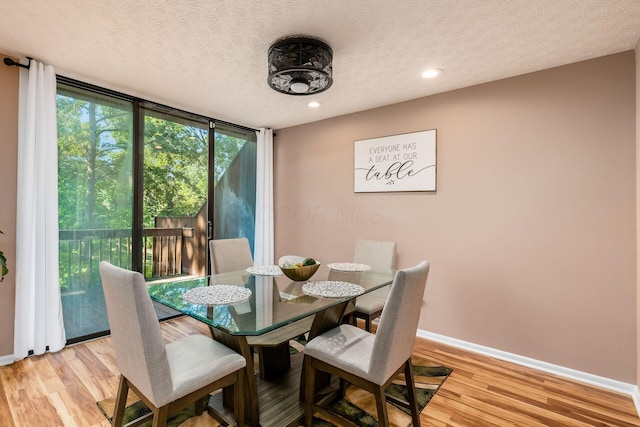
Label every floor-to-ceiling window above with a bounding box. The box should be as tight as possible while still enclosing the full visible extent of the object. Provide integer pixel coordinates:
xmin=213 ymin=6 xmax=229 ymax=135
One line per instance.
xmin=141 ymin=107 xmax=210 ymax=279
xmin=57 ymin=85 xmax=134 ymax=341
xmin=213 ymin=124 xmax=257 ymax=250
xmin=56 ymin=80 xmax=257 ymax=342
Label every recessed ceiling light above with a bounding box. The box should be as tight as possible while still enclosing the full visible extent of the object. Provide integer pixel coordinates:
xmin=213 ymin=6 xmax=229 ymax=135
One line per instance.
xmin=421 ymin=68 xmax=442 ymax=79
xmin=308 ymin=101 xmax=322 ymax=108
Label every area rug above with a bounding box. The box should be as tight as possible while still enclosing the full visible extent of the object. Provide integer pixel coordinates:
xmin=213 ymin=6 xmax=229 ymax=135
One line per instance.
xmin=97 ymin=391 xmax=211 ymax=426
xmin=97 ymin=355 xmax=451 ymax=427
xmin=312 ymin=357 xmax=452 ymax=427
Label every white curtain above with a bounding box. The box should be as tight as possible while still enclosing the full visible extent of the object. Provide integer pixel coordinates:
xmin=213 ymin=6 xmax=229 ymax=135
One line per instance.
xmin=254 ymin=128 xmax=274 ymax=265
xmin=14 ymin=60 xmax=66 ymax=360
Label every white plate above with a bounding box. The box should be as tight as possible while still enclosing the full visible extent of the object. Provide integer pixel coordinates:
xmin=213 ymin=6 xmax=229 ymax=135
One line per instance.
xmin=182 ymin=285 xmax=252 ymax=306
xmin=326 ymin=262 xmax=372 ymax=272
xmin=247 ymin=265 xmax=283 ymax=276
xmin=302 ymin=281 xmax=365 ymax=298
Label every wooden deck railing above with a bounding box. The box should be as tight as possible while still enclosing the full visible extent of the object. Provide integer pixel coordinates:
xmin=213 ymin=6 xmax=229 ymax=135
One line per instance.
xmin=144 ymin=227 xmax=183 ymax=278
xmin=59 ymin=227 xmax=187 ymax=293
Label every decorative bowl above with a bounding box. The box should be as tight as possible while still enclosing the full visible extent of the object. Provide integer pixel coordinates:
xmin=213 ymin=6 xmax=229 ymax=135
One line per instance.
xmin=278 ymin=255 xmax=320 ymax=281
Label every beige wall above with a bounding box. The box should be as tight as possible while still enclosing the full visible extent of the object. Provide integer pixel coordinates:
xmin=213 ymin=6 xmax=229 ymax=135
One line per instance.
xmin=274 ymin=52 xmax=637 ymax=382
xmin=0 ymin=50 xmax=635 ymax=383
xmin=0 ymin=54 xmax=18 ymax=357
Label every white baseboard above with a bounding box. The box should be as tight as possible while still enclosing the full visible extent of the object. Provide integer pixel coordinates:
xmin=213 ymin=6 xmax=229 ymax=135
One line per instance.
xmin=632 ymin=386 xmax=640 ymax=418
xmin=417 ymin=329 xmax=638 ymax=403
xmin=0 ymin=354 xmax=14 ymax=366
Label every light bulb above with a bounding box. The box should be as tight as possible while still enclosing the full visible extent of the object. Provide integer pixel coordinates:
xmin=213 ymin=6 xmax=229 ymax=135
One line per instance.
xmin=421 ymin=68 xmax=442 ymax=79
xmin=290 ymin=81 xmax=310 ymax=93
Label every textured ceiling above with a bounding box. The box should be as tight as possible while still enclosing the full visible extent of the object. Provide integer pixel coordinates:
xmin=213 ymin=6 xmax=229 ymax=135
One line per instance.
xmin=0 ymin=1 xmax=639 ymax=130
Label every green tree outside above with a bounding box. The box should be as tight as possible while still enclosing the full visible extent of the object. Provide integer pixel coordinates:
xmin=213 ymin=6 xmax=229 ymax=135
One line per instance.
xmin=57 ymin=89 xmax=247 ymax=288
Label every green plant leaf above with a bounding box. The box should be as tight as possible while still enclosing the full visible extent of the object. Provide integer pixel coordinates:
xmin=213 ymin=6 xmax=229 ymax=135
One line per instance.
xmin=0 ymin=251 xmax=7 ymax=280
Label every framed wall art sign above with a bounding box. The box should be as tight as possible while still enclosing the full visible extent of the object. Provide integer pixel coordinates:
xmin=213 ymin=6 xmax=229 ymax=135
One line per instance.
xmin=354 ymin=129 xmax=436 ymax=192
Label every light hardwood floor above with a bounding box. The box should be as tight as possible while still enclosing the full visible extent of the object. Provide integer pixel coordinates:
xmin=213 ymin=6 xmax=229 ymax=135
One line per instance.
xmin=0 ymin=316 xmax=638 ymax=426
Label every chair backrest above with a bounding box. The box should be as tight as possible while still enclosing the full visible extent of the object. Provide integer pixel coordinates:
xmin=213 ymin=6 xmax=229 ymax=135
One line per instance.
xmin=369 ymin=261 xmax=430 ymax=384
xmin=209 ymin=237 xmax=254 ymax=274
xmin=353 ymin=239 xmax=397 ymax=271
xmin=99 ymin=261 xmax=172 ymax=406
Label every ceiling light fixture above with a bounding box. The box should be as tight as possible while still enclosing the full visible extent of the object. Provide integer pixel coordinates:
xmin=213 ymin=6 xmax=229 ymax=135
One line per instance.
xmin=268 ymin=36 xmax=333 ymax=96
xmin=422 ymin=68 xmax=442 ymax=78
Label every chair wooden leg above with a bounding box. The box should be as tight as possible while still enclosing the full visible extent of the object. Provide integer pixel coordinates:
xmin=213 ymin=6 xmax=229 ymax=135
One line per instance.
xmin=404 ymin=360 xmax=421 ymax=427
xmin=112 ymin=375 xmax=129 ymax=427
xmin=209 ymin=328 xmax=259 ymax=425
xmin=373 ymin=385 xmax=389 ymax=427
xmin=152 ymin=405 xmax=169 ymax=427
xmin=338 ymin=377 xmax=348 ymax=399
xmin=303 ymin=355 xmax=316 ymax=427
xmin=365 ymin=315 xmax=372 ymax=332
xmin=235 ymin=369 xmax=245 ymax=427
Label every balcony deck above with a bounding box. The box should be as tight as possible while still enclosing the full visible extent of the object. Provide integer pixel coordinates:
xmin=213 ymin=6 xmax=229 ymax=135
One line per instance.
xmin=61 ymin=275 xmax=191 ymax=343
xmin=59 ymin=226 xmax=203 ymax=342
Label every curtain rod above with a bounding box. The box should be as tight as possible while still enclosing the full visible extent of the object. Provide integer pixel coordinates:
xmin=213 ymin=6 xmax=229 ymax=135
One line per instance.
xmin=3 ymin=57 xmax=30 ymax=69
xmin=56 ymin=74 xmax=259 ymax=132
xmin=5 ymin=58 xmax=272 ymax=135
xmin=57 ymin=74 xmax=263 ymax=134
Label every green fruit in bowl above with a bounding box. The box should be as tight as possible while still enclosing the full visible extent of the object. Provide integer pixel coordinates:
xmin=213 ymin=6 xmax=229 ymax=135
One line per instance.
xmin=278 ymin=255 xmax=318 ymax=273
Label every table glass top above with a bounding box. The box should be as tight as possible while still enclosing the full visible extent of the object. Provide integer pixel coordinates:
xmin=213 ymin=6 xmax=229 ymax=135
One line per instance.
xmin=148 ymin=265 xmax=394 ymax=335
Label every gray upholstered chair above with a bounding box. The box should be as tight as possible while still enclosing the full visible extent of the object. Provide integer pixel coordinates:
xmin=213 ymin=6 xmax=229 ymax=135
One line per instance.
xmin=351 ymin=239 xmax=397 ymax=331
xmin=99 ymin=261 xmax=246 ymax=427
xmin=208 ymin=237 xmax=314 ymax=379
xmin=303 ymin=261 xmax=429 ymax=427
xmin=209 ymin=237 xmax=254 ymax=275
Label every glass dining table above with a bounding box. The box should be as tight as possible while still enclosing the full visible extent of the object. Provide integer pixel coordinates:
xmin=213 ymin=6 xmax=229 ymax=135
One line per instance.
xmin=147 ymin=265 xmax=395 ymax=426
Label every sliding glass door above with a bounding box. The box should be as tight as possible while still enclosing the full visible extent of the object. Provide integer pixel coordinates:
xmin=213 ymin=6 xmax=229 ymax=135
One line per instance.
xmin=57 ymin=85 xmax=134 ymax=341
xmin=140 ymin=108 xmax=209 ymax=280
xmin=56 ymin=82 xmax=258 ymax=343
xmin=212 ymin=124 xmax=257 ymax=249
